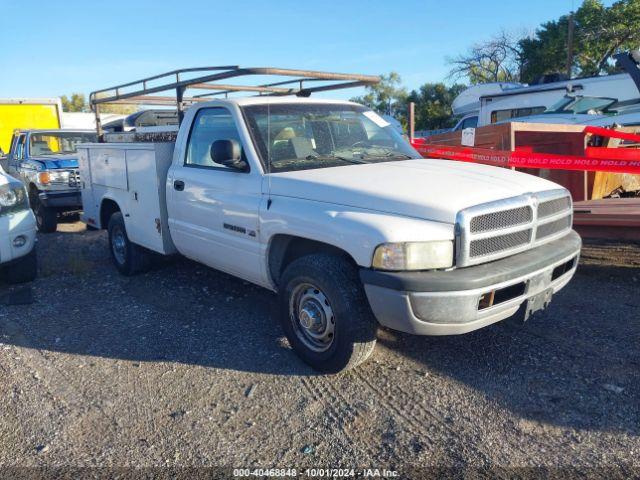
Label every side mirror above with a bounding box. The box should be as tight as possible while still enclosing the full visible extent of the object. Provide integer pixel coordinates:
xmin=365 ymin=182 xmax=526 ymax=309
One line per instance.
xmin=210 ymin=139 xmax=247 ymax=171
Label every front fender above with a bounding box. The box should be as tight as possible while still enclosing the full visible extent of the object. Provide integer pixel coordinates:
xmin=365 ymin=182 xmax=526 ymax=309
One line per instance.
xmin=261 ymin=196 xmax=454 ymax=267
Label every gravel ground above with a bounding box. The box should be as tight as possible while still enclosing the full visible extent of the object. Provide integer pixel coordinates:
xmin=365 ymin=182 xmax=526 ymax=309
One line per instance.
xmin=0 ymin=219 xmax=638 ymax=477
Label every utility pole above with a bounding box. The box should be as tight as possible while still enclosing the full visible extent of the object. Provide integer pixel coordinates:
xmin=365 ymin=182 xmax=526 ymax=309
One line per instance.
xmin=566 ymin=11 xmax=575 ymax=78
xmin=408 ymin=102 xmax=415 ymax=142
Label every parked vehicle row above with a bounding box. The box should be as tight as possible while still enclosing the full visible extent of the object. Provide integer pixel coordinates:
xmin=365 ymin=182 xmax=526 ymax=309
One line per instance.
xmin=449 ymin=50 xmax=640 ymax=132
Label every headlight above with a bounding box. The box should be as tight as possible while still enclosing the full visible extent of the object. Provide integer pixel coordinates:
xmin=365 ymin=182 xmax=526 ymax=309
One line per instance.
xmin=372 ymin=241 xmax=454 ymax=271
xmin=38 ymin=170 xmax=70 ymax=185
xmin=49 ymin=171 xmax=71 ymax=184
xmin=0 ymin=183 xmax=29 ymax=216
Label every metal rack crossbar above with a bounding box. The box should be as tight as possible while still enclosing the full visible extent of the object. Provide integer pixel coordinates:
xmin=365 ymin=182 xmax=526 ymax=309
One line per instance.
xmin=89 ymin=66 xmax=380 ymax=135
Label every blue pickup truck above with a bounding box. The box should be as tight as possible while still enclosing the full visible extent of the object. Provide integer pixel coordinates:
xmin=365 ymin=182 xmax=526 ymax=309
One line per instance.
xmin=5 ymin=129 xmax=96 ymax=232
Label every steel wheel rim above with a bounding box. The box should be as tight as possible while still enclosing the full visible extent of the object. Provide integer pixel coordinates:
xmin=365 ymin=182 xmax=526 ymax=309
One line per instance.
xmin=289 ymin=282 xmax=335 ymax=353
xmin=111 ymin=226 xmax=127 ymax=265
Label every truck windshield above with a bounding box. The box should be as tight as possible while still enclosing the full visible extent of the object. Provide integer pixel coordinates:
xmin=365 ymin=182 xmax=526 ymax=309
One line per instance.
xmin=242 ymin=103 xmax=421 ymax=173
xmin=544 ymin=96 xmax=617 ymax=115
xmin=29 ymin=132 xmax=97 ymax=156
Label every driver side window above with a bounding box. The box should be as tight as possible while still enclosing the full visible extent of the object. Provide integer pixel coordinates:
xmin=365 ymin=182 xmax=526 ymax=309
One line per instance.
xmin=13 ymin=135 xmax=26 ymax=163
xmin=185 ymin=108 xmax=244 ymax=170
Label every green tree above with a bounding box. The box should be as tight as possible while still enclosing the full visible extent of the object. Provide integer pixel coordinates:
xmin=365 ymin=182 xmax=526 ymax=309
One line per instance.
xmin=519 ymin=0 xmax=640 ymax=82
xmin=450 ymin=0 xmax=640 ymax=85
xmin=407 ymin=83 xmax=467 ymax=130
xmin=61 ymin=93 xmax=87 ymax=112
xmin=350 ymin=72 xmax=408 ymax=117
xmin=62 ymin=92 xmax=137 ymax=115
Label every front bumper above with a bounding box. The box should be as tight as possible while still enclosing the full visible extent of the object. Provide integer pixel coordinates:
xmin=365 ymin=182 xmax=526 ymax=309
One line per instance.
xmin=360 ymin=230 xmax=582 ymax=335
xmin=0 ymin=210 xmax=37 ymax=265
xmin=39 ymin=190 xmax=82 ymax=209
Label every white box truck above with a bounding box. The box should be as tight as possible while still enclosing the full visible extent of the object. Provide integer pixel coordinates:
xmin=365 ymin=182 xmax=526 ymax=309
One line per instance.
xmin=79 ymin=67 xmax=581 ymax=372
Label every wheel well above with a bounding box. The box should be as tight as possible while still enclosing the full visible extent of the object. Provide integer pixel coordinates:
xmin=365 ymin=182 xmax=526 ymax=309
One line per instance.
xmin=100 ymin=199 xmax=121 ymax=230
xmin=27 ymin=184 xmax=39 ymax=206
xmin=268 ymin=235 xmax=356 ymax=287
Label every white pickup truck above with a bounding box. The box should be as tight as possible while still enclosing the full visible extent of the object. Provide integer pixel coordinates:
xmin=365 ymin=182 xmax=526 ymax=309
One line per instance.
xmin=0 ymin=168 xmax=37 ymax=283
xmin=79 ymin=70 xmax=581 ymax=372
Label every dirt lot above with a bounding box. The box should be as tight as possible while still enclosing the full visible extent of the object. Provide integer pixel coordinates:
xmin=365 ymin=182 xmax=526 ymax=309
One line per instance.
xmin=0 ymin=219 xmax=638 ymax=476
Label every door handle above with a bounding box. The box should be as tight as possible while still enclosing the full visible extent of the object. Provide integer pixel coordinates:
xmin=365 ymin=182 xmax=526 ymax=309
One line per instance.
xmin=174 ymin=180 xmax=185 ymax=191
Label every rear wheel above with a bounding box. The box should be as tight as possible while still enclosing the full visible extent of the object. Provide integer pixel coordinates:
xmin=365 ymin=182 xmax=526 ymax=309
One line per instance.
xmin=6 ymin=248 xmax=37 ymax=284
xmin=279 ymin=253 xmax=377 ymax=373
xmin=107 ymin=212 xmax=151 ymax=276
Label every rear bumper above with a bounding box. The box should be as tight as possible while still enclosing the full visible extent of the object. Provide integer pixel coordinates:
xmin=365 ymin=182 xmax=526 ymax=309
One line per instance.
xmin=360 ymin=230 xmax=581 ymax=335
xmin=39 ymin=190 xmax=81 ymax=209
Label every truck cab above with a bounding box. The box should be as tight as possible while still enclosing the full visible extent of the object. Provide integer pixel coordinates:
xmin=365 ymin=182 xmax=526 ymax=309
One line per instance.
xmin=6 ymin=129 xmax=97 ymax=232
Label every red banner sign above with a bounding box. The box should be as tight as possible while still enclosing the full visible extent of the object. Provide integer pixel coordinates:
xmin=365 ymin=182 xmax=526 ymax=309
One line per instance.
xmin=412 ymin=140 xmax=640 ymax=174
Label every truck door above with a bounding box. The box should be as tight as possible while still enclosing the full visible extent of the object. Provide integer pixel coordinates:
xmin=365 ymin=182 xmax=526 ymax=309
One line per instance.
xmin=167 ymin=107 xmax=265 ymax=286
xmin=7 ymin=133 xmax=26 ymax=177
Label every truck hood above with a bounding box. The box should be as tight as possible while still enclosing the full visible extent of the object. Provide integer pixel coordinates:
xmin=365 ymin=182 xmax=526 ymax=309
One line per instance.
xmin=30 ymin=154 xmax=79 ymax=169
xmin=266 ymin=159 xmax=563 ymax=224
xmin=0 ymin=170 xmax=19 ymax=186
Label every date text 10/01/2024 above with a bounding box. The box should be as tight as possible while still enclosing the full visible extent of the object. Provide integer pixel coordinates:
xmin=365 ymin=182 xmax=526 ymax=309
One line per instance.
xmin=232 ymin=468 xmax=399 ymax=477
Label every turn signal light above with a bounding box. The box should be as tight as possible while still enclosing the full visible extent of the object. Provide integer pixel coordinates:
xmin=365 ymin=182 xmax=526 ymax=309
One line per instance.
xmin=38 ymin=172 xmax=51 ymax=185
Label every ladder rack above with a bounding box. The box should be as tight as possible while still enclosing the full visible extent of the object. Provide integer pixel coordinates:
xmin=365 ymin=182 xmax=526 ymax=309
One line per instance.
xmin=89 ymin=66 xmax=380 ymax=135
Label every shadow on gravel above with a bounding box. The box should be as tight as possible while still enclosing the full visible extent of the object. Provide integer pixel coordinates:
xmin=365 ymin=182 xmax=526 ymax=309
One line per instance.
xmin=379 ymin=264 xmax=640 ymax=435
xmin=0 ymin=227 xmax=315 ymax=377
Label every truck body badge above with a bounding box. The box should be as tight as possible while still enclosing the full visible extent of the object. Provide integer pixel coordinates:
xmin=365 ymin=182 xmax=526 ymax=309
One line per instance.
xmin=224 ymin=223 xmax=246 ymax=234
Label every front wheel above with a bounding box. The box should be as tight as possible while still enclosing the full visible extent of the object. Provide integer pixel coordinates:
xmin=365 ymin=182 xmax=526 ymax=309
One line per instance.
xmin=34 ymin=203 xmax=57 ymax=234
xmin=29 ymin=189 xmax=57 ymax=233
xmin=279 ymin=253 xmax=377 ymax=373
xmin=107 ymin=212 xmax=151 ymax=276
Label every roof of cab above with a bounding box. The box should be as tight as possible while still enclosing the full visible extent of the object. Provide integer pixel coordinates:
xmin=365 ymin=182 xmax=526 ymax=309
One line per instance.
xmin=202 ymin=96 xmax=361 ymax=107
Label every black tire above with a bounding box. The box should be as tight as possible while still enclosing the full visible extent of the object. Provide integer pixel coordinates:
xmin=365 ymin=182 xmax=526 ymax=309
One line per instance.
xmin=279 ymin=253 xmax=377 ymax=373
xmin=107 ymin=212 xmax=151 ymax=276
xmin=34 ymin=203 xmax=58 ymax=233
xmin=6 ymin=248 xmax=38 ymax=284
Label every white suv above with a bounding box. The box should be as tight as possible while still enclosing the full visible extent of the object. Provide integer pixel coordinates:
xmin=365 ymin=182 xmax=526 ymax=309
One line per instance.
xmin=0 ymin=167 xmax=37 ymax=283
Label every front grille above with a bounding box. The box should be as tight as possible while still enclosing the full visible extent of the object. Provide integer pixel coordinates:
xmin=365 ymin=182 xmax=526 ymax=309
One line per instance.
xmin=470 ymin=229 xmax=532 ymax=257
xmin=470 ymin=206 xmax=532 ymax=233
xmin=69 ymin=171 xmax=81 ymax=188
xmin=536 ymin=215 xmax=572 ymax=239
xmin=538 ymin=197 xmax=571 ymax=218
xmin=456 ymin=190 xmax=572 ymax=267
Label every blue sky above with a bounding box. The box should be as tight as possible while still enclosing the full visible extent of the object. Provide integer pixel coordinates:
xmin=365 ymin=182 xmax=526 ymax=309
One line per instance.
xmin=0 ymin=0 xmax=613 ymax=100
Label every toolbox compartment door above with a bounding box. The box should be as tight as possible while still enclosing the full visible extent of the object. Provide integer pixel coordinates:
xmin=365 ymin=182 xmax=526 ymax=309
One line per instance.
xmin=90 ymin=148 xmax=127 ymax=190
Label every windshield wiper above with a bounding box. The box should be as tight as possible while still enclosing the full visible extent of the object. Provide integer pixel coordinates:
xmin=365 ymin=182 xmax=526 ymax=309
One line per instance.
xmin=305 ymin=154 xmax=366 ymax=164
xmin=359 ymin=151 xmax=414 ymax=160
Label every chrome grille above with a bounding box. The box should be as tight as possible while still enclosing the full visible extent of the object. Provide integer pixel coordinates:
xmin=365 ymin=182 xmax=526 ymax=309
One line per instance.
xmin=456 ymin=189 xmax=573 ymax=267
xmin=69 ymin=170 xmax=81 ymax=188
xmin=536 ymin=215 xmax=572 ymax=239
xmin=470 ymin=206 xmax=532 ymax=233
xmin=538 ymin=197 xmax=571 ymax=218
xmin=470 ymin=229 xmax=532 ymax=258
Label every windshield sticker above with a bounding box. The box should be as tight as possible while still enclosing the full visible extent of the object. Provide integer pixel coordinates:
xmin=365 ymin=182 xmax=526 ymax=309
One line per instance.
xmin=363 ymin=111 xmax=390 ymax=128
